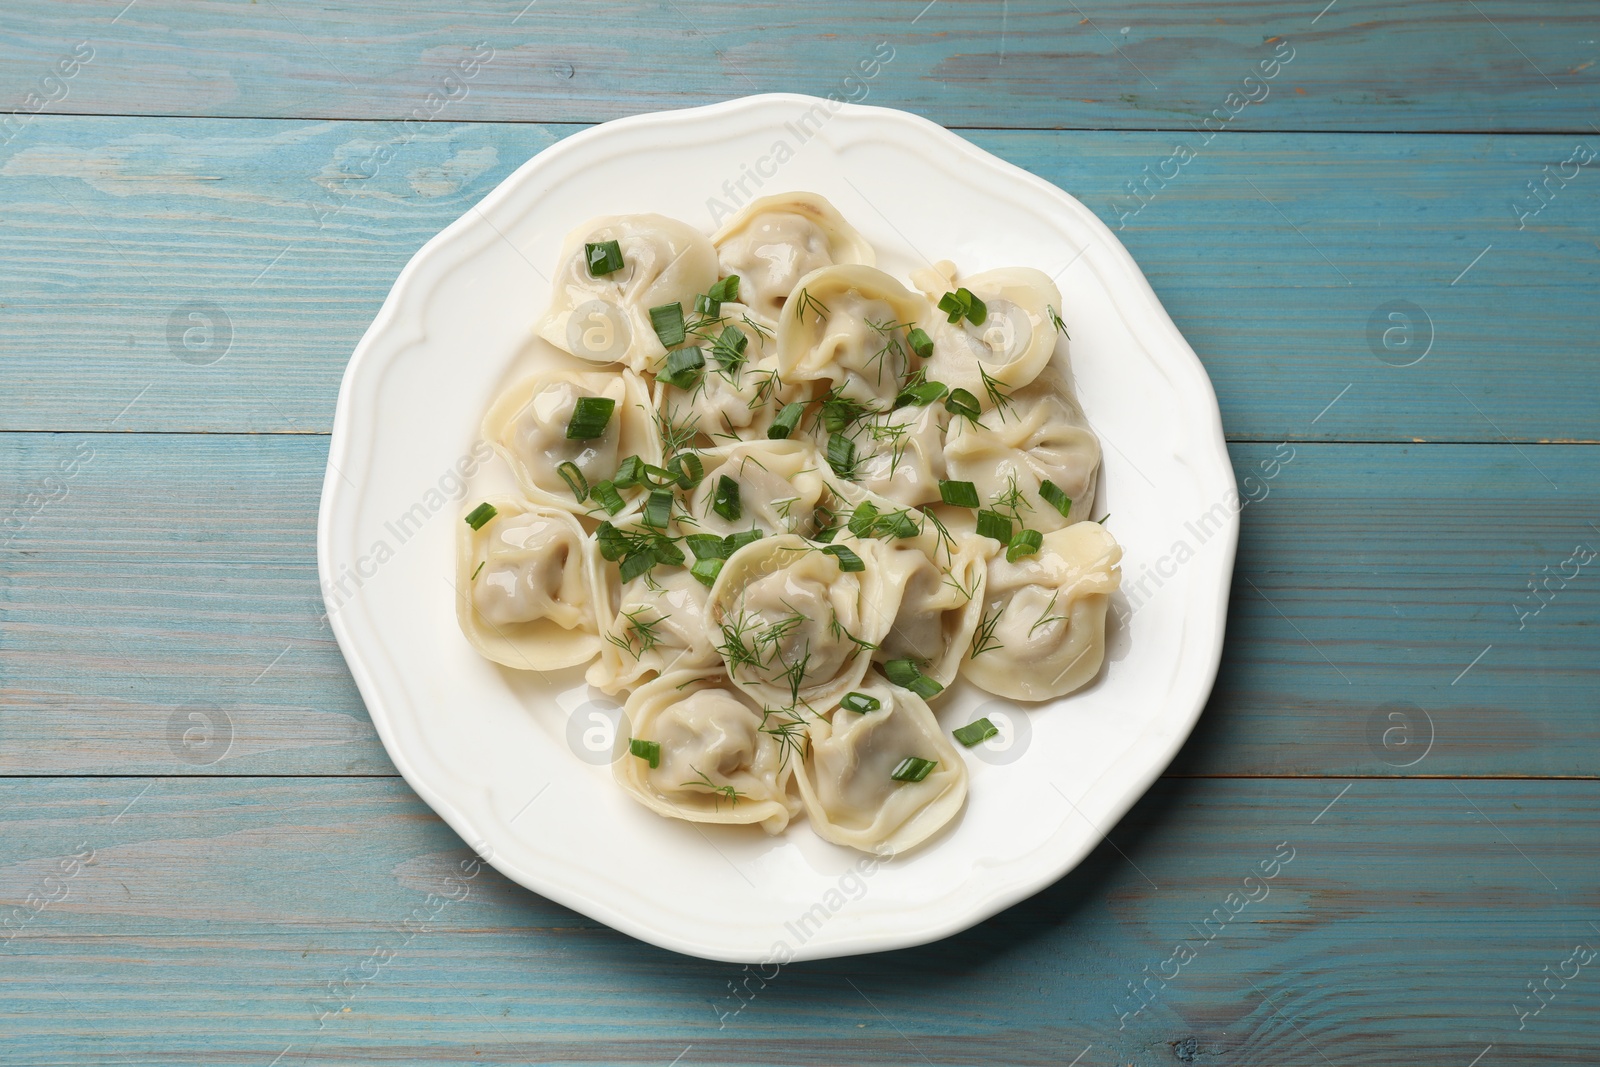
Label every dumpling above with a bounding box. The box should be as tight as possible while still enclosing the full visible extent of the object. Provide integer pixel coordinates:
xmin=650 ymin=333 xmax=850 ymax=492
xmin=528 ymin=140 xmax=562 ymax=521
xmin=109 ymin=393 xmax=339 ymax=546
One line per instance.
xmin=704 ymin=534 xmax=899 ymax=712
xmin=482 ymin=367 xmax=658 ymax=516
xmin=616 ymin=669 xmax=801 ymax=833
xmin=943 ymin=366 xmax=1101 ymax=534
xmin=776 ymin=265 xmax=930 ymax=407
xmin=960 ymin=521 xmax=1122 ymax=701
xmin=686 ymin=440 xmax=836 ymax=539
xmin=712 ymin=192 xmax=875 ymax=328
xmin=587 ymin=565 xmax=721 ymax=695
xmin=536 ymin=214 xmax=719 ymax=374
xmin=914 ymin=265 xmax=1063 ymax=403
xmin=851 ymin=401 xmax=949 ymax=508
xmin=796 ymin=679 xmax=967 ymax=854
xmin=873 ymin=540 xmax=989 ymax=690
xmin=652 ymin=348 xmax=804 ymax=446
xmin=456 ymin=499 xmax=608 ymax=670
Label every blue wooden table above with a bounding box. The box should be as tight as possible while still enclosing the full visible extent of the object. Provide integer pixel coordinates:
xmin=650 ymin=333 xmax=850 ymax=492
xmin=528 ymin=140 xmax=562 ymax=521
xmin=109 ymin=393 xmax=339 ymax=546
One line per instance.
xmin=3 ymin=3 xmax=1597 ymax=1064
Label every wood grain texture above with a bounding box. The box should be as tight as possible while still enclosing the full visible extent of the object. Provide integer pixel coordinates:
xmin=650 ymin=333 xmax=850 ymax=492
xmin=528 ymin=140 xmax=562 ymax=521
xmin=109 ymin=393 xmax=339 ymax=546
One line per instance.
xmin=1 ymin=776 xmax=1594 ymax=1065
xmin=2 ymin=1 xmax=1597 ymax=131
xmin=3 ymin=118 xmax=1598 ymax=440
xmin=4 ymin=434 xmax=1596 ymax=778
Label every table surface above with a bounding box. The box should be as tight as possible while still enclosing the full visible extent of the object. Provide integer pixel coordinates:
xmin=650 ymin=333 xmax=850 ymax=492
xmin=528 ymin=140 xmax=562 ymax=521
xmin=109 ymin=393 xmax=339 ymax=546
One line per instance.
xmin=3 ymin=3 xmax=1597 ymax=1065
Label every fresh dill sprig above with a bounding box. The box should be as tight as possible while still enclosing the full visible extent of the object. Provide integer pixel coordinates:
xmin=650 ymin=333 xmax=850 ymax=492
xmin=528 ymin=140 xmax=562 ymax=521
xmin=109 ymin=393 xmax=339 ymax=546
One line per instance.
xmin=919 ymin=506 xmax=958 ymax=565
xmin=990 ymin=470 xmax=1033 ymax=526
xmin=1046 ymin=303 xmax=1070 ymax=338
xmin=793 ymin=287 xmax=830 ymax=324
xmin=828 ymin=609 xmax=879 ymax=653
xmin=979 ymin=366 xmax=1015 ymax=421
xmin=942 ymin=567 xmax=979 ymax=604
xmin=682 ymin=765 xmax=744 ymax=808
xmin=759 ymin=708 xmax=811 ymax=768
xmin=654 ymin=403 xmax=701 ymax=462
xmin=970 ymin=603 xmax=1004 ymax=658
xmin=1029 ymin=591 xmax=1067 ymax=637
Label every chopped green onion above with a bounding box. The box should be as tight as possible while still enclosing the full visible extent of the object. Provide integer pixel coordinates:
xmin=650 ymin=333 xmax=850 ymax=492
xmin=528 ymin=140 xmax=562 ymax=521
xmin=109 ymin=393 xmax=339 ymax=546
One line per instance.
xmin=938 ymin=480 xmax=979 ymax=508
xmin=896 ymin=379 xmax=948 ymax=407
xmin=594 ymin=522 xmax=628 ymax=561
xmin=840 ymin=692 xmax=881 ymax=714
xmin=685 ymin=533 xmax=729 ymax=560
xmin=944 ymin=388 xmax=980 ymax=421
xmin=826 ymin=434 xmax=857 ymax=478
xmin=669 ymin=452 xmax=704 ymax=490
xmin=907 ymin=326 xmax=933 ymax=359
xmin=812 ymin=524 xmax=839 ymax=543
xmin=724 ymin=529 xmax=763 ymax=554
xmin=768 ymin=401 xmax=804 ymax=440
xmin=649 ymin=302 xmax=686 ymax=347
xmin=565 ymin=396 xmax=616 ymax=440
xmin=953 ymin=718 xmax=999 ymax=747
xmin=711 ymin=325 xmax=747 ymax=369
xmin=823 ymin=544 xmax=865 ymax=572
xmin=690 ymin=556 xmax=725 ymax=587
xmin=1006 ymin=528 xmax=1043 ymax=562
xmin=937 ymin=287 xmax=988 ymax=326
xmin=642 ymin=488 xmax=673 ymax=529
xmin=650 ymin=534 xmax=685 ymax=567
xmin=884 ymin=658 xmax=944 ymax=698
xmin=613 ymin=455 xmax=646 ymax=490
xmin=712 ymin=475 xmax=741 ymax=522
xmin=847 ymin=501 xmax=880 ymax=538
xmin=584 ymin=240 xmax=624 ymax=277
xmin=821 ymin=397 xmax=865 ymax=433
xmin=470 ymin=560 xmax=485 ymax=581
xmin=1038 ymin=479 xmax=1072 ymax=519
xmin=590 ymin=480 xmax=625 ymax=515
xmin=707 ymin=275 xmax=740 ymax=303
xmin=464 ymin=502 xmax=498 ymax=530
xmin=659 ymin=346 xmax=705 ymax=390
xmin=694 ymin=293 xmax=721 ymax=317
xmin=890 ymin=756 xmax=937 ymax=783
xmin=975 ymin=509 xmax=1013 ymax=545
xmin=874 ymin=510 xmax=919 ymax=540
xmin=629 ymin=738 xmax=661 ymax=769
xmin=619 ymin=548 xmax=655 ymax=583
xmin=557 ymin=461 xmax=589 ymax=502
xmin=907 ymin=675 xmax=943 ymax=698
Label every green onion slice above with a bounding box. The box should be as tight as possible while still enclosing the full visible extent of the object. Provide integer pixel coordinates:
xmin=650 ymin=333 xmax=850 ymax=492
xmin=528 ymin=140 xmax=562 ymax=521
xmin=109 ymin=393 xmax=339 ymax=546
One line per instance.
xmin=650 ymin=534 xmax=685 ymax=567
xmin=690 ymin=557 xmax=725 ymax=588
xmin=642 ymin=487 xmax=674 ymax=529
xmin=883 ymin=659 xmax=922 ymax=687
xmin=768 ymin=401 xmax=804 ymax=440
xmin=584 ymin=240 xmax=624 ymax=277
xmin=613 ymin=455 xmax=646 ymax=490
xmin=649 ymin=302 xmax=686 ymax=347
xmin=874 ymin=510 xmax=918 ymax=540
xmin=896 ymin=379 xmax=948 ymax=408
xmin=464 ymin=502 xmax=498 ymax=530
xmin=594 ymin=522 xmax=628 ymax=561
xmin=847 ymin=501 xmax=880 ymax=539
xmin=936 ymin=287 xmax=988 ymax=326
xmin=659 ymin=346 xmax=705 ymax=390
xmin=1006 ymin=528 xmax=1043 ymax=562
xmin=565 ymin=395 xmax=616 ymax=440
xmin=944 ymin=387 xmax=980 ymax=420
xmin=938 ymin=480 xmax=979 ymax=508
xmin=953 ymin=718 xmax=999 ymax=747
xmin=711 ymin=325 xmax=747 ymax=369
xmin=712 ymin=475 xmax=741 ymax=522
xmin=1038 ymin=479 xmax=1073 ymax=519
xmin=694 ymin=293 xmax=721 ymax=317
xmin=669 ymin=452 xmax=704 ymax=490
xmin=907 ymin=675 xmax=943 ymax=698
xmin=907 ymin=326 xmax=933 ymax=359
xmin=825 ymin=434 xmax=857 ymax=478
xmin=685 ymin=533 xmax=729 ymax=561
xmin=707 ymin=275 xmax=740 ymax=303
xmin=840 ymin=692 xmax=881 ymax=714
xmin=724 ymin=528 xmax=764 ymax=554
xmin=823 ymin=544 xmax=865 ymax=572
xmin=629 ymin=738 xmax=661 ymax=769
xmin=821 ymin=397 xmax=864 ymax=433
xmin=557 ymin=461 xmax=589 ymax=502
xmin=890 ymin=756 xmax=937 ymax=783
xmin=975 ymin=509 xmax=1013 ymax=545
xmin=590 ymin=480 xmax=625 ymax=515
xmin=619 ymin=548 xmax=655 ymax=583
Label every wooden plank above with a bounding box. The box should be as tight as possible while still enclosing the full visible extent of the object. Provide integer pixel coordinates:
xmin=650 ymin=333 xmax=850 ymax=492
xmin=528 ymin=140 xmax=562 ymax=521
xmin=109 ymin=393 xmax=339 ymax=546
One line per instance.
xmin=3 ymin=118 xmax=1598 ymax=441
xmin=2 ymin=1 xmax=1597 ymax=131
xmin=1 ymin=775 xmax=1594 ymax=1063
xmin=4 ymin=434 xmax=1596 ymax=777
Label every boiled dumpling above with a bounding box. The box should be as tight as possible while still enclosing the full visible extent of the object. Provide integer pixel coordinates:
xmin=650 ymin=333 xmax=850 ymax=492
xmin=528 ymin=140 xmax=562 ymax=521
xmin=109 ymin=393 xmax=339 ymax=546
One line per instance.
xmin=536 ymin=214 xmax=719 ymax=374
xmin=960 ymin=521 xmax=1122 ymax=700
xmin=851 ymin=401 xmax=949 ymax=508
xmin=686 ymin=440 xmax=836 ymax=539
xmin=713 ymin=192 xmax=875 ymax=328
xmin=873 ymin=540 xmax=989 ymax=690
xmin=456 ymin=499 xmax=607 ymax=670
xmin=616 ymin=669 xmax=801 ymax=833
xmin=914 ymin=265 xmax=1063 ymax=404
xmin=776 ymin=265 xmax=930 ymax=407
xmin=482 ymin=367 xmax=658 ymax=516
xmin=943 ymin=365 xmax=1101 ymax=534
xmin=704 ymin=534 xmax=900 ymax=712
xmin=587 ymin=565 xmax=721 ymax=695
xmin=797 ymin=679 xmax=967 ymax=854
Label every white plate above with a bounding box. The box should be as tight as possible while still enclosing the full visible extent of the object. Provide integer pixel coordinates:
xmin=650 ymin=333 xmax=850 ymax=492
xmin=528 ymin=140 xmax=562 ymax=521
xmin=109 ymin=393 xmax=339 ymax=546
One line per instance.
xmin=318 ymin=93 xmax=1237 ymax=963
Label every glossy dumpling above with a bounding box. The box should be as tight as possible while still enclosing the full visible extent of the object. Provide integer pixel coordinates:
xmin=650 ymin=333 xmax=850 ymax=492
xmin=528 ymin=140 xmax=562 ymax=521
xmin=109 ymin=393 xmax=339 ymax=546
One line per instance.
xmin=943 ymin=366 xmax=1101 ymax=534
xmin=851 ymin=401 xmax=949 ymax=508
xmin=704 ymin=534 xmax=899 ymax=712
xmin=536 ymin=214 xmax=719 ymax=373
xmin=960 ymin=521 xmax=1122 ymax=701
xmin=482 ymin=367 xmax=658 ymax=516
xmin=776 ymin=265 xmax=930 ymax=406
xmin=712 ymin=192 xmax=875 ymax=328
xmin=616 ymin=669 xmax=801 ymax=833
xmin=797 ymin=679 xmax=967 ymax=854
xmin=687 ymin=439 xmax=835 ymax=539
xmin=587 ymin=565 xmax=721 ymax=695
xmin=915 ymin=266 xmax=1063 ymax=403
xmin=456 ymin=499 xmax=607 ymax=670
xmin=652 ymin=341 xmax=799 ymax=446
xmin=873 ymin=540 xmax=989 ymax=689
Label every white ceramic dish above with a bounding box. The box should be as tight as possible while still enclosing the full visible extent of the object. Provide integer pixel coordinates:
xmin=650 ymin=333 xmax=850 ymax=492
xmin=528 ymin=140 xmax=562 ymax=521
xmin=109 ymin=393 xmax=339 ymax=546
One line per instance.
xmin=317 ymin=93 xmax=1237 ymax=963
